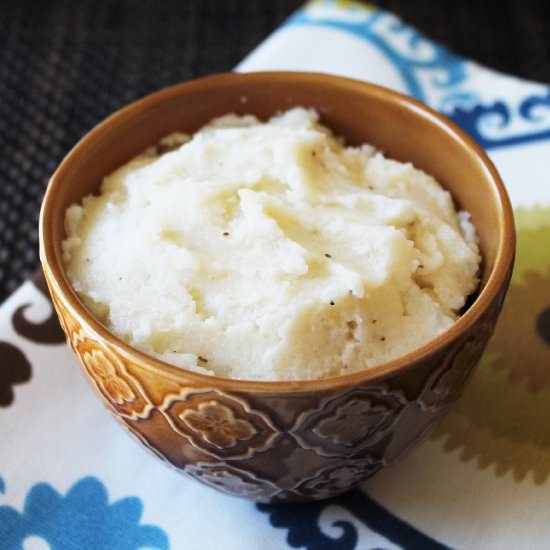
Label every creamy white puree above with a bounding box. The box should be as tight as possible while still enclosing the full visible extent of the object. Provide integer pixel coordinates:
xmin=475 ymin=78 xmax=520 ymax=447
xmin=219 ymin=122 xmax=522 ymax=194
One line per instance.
xmin=63 ymin=108 xmax=480 ymax=380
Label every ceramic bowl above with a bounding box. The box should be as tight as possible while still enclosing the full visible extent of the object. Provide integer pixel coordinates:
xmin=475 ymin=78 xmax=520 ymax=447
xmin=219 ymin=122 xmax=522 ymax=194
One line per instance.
xmin=39 ymin=72 xmax=515 ymax=502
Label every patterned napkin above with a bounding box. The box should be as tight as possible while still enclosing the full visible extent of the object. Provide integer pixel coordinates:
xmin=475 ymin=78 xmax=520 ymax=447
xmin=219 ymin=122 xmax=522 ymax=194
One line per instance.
xmin=2 ymin=1 xmax=550 ymax=548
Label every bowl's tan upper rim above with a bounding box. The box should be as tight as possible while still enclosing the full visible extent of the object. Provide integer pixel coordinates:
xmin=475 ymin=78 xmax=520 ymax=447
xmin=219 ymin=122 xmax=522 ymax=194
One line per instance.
xmin=39 ymin=71 xmax=516 ymax=393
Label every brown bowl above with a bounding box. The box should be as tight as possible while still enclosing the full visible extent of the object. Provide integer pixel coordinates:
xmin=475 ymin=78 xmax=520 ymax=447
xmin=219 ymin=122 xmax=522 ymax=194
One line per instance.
xmin=39 ymin=72 xmax=515 ymax=502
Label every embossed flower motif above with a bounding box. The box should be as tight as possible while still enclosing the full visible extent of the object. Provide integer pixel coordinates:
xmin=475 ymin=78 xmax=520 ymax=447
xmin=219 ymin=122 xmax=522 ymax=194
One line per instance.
xmin=185 ymin=463 xmax=279 ymax=500
xmin=83 ymin=349 xmax=135 ymax=405
xmin=290 ymin=386 xmax=406 ymax=457
xmin=180 ymin=401 xmax=257 ymax=448
xmin=160 ymin=390 xmax=280 ymax=460
xmin=314 ymin=399 xmax=393 ymax=446
xmin=295 ymin=459 xmax=383 ymax=499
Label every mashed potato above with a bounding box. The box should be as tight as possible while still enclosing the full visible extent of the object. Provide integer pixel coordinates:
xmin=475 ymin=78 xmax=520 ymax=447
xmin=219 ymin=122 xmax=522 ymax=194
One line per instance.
xmin=62 ymin=108 xmax=480 ymax=380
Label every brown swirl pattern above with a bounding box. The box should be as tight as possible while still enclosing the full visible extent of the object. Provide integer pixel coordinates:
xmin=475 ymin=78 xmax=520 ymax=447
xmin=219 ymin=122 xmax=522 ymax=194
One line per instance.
xmin=11 ymin=272 xmax=66 ymax=345
xmin=0 ymin=340 xmax=32 ymax=407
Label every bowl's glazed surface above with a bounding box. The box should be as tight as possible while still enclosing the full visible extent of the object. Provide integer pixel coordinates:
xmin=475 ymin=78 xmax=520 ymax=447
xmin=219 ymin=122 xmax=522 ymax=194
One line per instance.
xmin=39 ymin=72 xmax=515 ymax=502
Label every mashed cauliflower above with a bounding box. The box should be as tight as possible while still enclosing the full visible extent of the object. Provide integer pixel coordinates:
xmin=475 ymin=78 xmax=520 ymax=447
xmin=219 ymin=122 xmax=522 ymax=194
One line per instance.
xmin=62 ymin=108 xmax=480 ymax=380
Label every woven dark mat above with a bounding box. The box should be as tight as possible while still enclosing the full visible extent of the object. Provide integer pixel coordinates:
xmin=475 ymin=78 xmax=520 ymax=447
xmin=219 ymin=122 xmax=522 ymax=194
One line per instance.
xmin=1 ymin=0 xmax=549 ymax=303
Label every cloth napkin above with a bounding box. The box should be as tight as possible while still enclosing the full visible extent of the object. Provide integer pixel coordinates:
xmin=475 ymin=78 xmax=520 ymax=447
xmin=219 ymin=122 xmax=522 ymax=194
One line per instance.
xmin=2 ymin=1 xmax=550 ymax=548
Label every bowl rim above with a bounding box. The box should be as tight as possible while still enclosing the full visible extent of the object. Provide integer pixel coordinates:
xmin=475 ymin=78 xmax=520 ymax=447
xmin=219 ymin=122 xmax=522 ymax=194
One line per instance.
xmin=39 ymin=71 xmax=515 ymax=393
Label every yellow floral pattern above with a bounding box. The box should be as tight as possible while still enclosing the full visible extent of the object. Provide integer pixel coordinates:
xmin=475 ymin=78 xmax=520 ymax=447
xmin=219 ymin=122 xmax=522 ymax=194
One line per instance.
xmin=433 ymin=206 xmax=550 ymax=483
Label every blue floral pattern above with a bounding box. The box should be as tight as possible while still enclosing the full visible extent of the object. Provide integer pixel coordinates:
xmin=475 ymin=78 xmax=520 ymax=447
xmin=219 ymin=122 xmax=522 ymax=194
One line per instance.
xmin=287 ymin=2 xmax=468 ymax=104
xmin=449 ymin=91 xmax=550 ymax=149
xmin=286 ymin=0 xmax=550 ymax=150
xmin=0 ymin=476 xmax=169 ymax=550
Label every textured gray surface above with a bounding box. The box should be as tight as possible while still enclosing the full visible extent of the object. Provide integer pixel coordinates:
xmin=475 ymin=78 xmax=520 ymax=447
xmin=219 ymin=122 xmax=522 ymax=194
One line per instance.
xmin=0 ymin=0 xmax=548 ymax=302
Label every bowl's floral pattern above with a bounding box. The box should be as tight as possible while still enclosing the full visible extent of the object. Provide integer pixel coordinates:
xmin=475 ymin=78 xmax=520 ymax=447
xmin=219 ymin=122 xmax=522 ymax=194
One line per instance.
xmin=156 ymin=388 xmax=281 ymax=460
xmin=43 ymin=257 xmax=509 ymax=501
xmin=76 ymin=339 xmax=155 ymax=421
xmin=290 ymin=386 xmax=407 ymax=458
xmin=293 ymin=458 xmax=384 ymax=500
xmin=185 ymin=462 xmax=281 ymax=501
xmin=179 ymin=400 xmax=257 ymax=448
xmin=82 ymin=348 xmax=136 ymax=405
